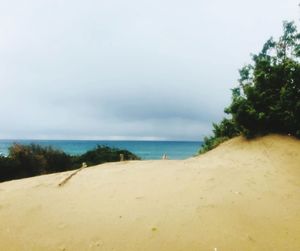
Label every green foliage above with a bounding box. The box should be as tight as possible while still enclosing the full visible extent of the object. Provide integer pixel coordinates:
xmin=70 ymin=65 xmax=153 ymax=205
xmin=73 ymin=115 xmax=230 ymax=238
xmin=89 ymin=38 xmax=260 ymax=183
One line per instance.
xmin=72 ymin=145 xmax=140 ymax=167
xmin=0 ymin=144 xmax=140 ymax=182
xmin=199 ymin=118 xmax=239 ymax=153
xmin=0 ymin=156 xmax=20 ymax=182
xmin=228 ymin=21 xmax=300 ymax=138
xmin=0 ymin=144 xmax=73 ymax=182
xmin=200 ymin=21 xmax=300 ymax=153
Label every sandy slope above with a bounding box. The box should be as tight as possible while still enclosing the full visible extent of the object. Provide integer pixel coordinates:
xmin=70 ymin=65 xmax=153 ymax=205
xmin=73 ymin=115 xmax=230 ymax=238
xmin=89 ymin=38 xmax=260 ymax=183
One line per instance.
xmin=0 ymin=134 xmax=299 ymax=251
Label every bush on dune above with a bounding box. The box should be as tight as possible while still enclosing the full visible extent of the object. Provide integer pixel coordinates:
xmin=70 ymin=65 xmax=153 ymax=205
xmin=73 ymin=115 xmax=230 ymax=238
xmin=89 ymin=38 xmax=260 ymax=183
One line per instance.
xmin=0 ymin=144 xmax=73 ymax=182
xmin=199 ymin=118 xmax=240 ymax=154
xmin=72 ymin=145 xmax=140 ymax=168
xmin=0 ymin=156 xmax=20 ymax=182
xmin=200 ymin=21 xmax=300 ymax=153
xmin=0 ymin=144 xmax=140 ymax=182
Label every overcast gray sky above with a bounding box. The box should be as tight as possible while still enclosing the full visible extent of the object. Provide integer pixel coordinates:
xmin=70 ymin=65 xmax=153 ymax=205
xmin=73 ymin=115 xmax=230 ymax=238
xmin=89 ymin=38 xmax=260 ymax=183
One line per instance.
xmin=0 ymin=0 xmax=299 ymax=140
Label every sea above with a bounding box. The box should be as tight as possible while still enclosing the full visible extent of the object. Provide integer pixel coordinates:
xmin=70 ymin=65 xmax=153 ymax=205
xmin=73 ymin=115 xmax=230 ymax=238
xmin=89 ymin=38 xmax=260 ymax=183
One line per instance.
xmin=0 ymin=140 xmax=202 ymax=160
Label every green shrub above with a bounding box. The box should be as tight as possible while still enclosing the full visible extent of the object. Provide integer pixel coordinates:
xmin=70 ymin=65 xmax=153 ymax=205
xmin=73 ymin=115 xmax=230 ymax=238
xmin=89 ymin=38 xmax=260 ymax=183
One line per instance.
xmin=227 ymin=21 xmax=300 ymax=138
xmin=0 ymin=144 xmax=140 ymax=182
xmin=0 ymin=156 xmax=20 ymax=182
xmin=73 ymin=145 xmax=140 ymax=167
xmin=2 ymin=144 xmax=73 ymax=180
xmin=199 ymin=118 xmax=239 ymax=153
xmin=200 ymin=21 xmax=300 ymax=153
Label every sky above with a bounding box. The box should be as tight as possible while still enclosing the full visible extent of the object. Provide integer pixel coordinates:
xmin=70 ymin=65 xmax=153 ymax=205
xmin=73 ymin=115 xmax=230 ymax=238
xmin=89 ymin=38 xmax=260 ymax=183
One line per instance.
xmin=0 ymin=0 xmax=299 ymax=140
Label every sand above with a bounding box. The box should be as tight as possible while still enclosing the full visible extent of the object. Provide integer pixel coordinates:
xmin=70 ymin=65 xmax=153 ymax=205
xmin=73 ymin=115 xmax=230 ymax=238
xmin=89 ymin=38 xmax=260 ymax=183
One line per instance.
xmin=0 ymin=134 xmax=299 ymax=251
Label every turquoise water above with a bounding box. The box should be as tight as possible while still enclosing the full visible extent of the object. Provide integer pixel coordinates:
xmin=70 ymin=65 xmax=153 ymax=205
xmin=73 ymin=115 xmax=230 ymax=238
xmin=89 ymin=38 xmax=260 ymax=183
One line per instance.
xmin=0 ymin=140 xmax=202 ymax=160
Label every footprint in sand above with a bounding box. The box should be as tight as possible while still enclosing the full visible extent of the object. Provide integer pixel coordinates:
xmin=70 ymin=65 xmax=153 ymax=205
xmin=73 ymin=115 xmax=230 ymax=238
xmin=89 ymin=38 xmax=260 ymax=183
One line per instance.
xmin=151 ymin=227 xmax=158 ymax=232
xmin=89 ymin=239 xmax=103 ymax=248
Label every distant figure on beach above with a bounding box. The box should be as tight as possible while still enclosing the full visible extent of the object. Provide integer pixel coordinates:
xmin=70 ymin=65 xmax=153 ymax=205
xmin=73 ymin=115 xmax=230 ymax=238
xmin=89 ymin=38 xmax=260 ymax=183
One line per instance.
xmin=120 ymin=154 xmax=124 ymax=161
xmin=162 ymin=154 xmax=168 ymax=160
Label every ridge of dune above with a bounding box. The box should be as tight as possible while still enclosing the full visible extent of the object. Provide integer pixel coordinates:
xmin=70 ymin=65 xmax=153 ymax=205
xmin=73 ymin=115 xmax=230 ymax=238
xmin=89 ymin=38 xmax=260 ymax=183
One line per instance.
xmin=0 ymin=134 xmax=300 ymax=251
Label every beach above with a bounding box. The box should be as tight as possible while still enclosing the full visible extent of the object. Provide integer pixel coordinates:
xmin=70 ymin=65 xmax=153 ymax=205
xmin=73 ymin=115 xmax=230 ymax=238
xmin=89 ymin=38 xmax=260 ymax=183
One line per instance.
xmin=0 ymin=134 xmax=299 ymax=250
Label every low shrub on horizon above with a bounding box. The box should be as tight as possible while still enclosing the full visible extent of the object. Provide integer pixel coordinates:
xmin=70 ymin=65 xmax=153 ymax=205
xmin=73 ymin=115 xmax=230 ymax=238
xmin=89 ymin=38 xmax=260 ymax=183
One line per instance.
xmin=72 ymin=145 xmax=140 ymax=168
xmin=0 ymin=144 xmax=140 ymax=183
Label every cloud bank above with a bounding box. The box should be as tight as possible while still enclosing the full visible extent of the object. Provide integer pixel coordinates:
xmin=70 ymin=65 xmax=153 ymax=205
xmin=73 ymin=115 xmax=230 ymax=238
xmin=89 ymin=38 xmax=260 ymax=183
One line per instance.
xmin=0 ymin=0 xmax=299 ymax=140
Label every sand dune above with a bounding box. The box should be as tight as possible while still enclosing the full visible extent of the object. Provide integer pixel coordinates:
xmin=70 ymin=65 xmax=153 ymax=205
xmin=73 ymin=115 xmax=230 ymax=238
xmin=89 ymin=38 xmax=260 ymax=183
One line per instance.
xmin=0 ymin=134 xmax=299 ymax=251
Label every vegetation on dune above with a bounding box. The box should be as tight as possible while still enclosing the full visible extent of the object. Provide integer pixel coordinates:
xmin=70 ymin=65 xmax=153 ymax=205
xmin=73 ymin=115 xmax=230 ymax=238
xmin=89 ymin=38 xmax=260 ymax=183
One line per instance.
xmin=200 ymin=21 xmax=300 ymax=153
xmin=72 ymin=145 xmax=140 ymax=168
xmin=0 ymin=144 xmax=140 ymax=182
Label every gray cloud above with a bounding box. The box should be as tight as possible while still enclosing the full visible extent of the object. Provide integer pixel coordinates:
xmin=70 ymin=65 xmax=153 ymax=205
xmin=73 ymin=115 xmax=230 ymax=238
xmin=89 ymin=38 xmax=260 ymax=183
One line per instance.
xmin=0 ymin=0 xmax=299 ymax=140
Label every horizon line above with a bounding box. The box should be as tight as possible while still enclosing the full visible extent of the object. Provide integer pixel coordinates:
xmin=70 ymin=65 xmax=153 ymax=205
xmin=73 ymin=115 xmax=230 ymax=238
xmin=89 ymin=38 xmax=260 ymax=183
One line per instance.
xmin=0 ymin=138 xmax=202 ymax=142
